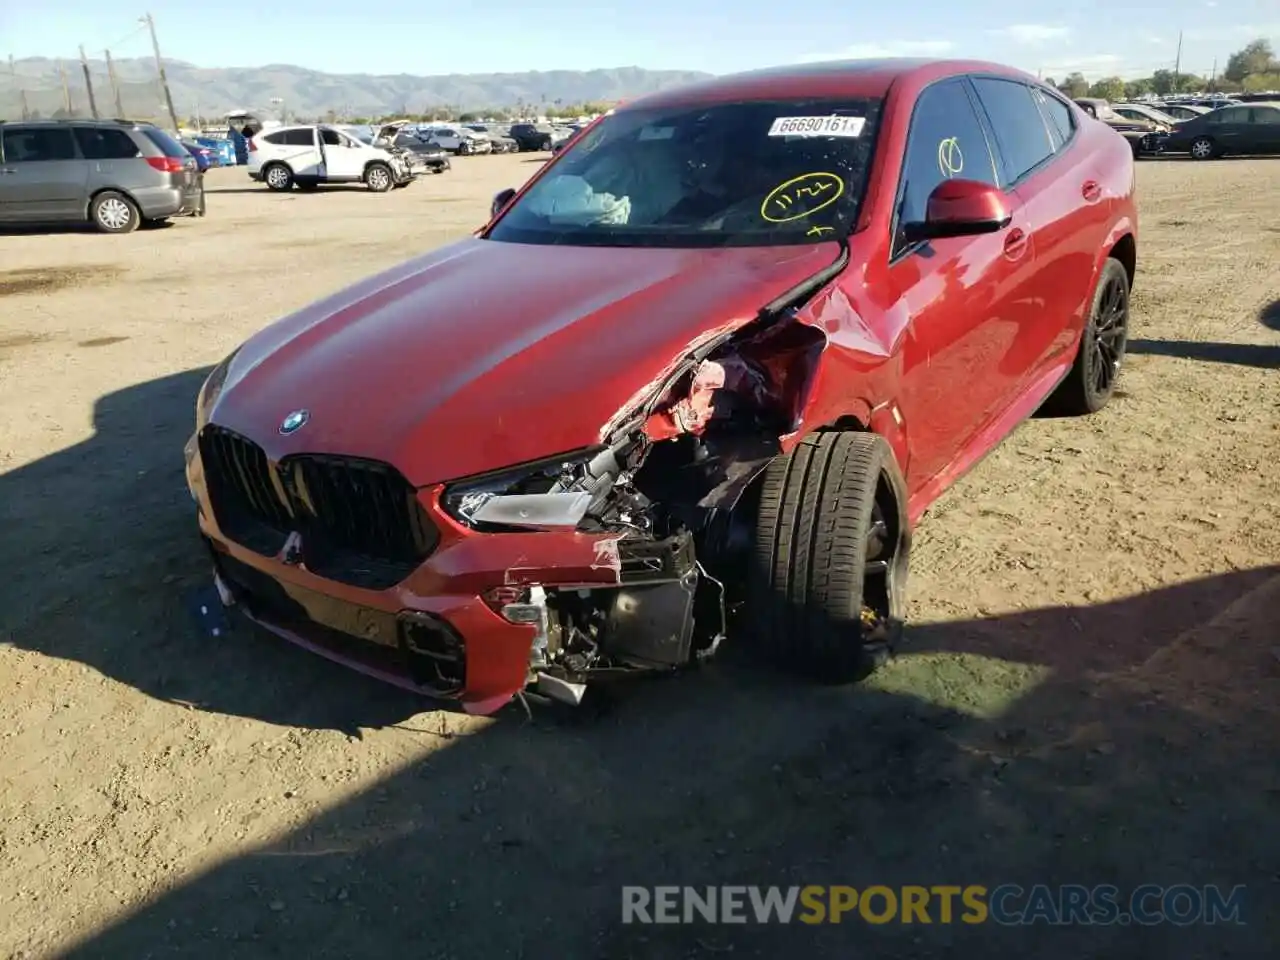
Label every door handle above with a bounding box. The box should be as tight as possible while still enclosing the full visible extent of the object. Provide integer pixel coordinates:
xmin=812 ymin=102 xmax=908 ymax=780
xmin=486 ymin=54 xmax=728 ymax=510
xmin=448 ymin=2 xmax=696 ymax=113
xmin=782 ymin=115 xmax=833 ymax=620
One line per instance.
xmin=1081 ymin=180 xmax=1101 ymax=202
xmin=1003 ymin=227 xmax=1028 ymax=260
xmin=0 ymin=168 xmax=16 ymax=175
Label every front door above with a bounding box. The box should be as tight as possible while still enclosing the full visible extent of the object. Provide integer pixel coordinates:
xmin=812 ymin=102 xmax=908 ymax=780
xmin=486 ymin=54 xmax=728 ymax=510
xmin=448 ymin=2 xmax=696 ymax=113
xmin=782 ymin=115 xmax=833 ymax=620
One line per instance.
xmin=0 ymin=126 xmax=90 ymax=222
xmin=319 ymin=128 xmax=366 ymax=179
xmin=1247 ymin=105 xmax=1280 ymax=153
xmin=885 ymin=77 xmax=1036 ymax=492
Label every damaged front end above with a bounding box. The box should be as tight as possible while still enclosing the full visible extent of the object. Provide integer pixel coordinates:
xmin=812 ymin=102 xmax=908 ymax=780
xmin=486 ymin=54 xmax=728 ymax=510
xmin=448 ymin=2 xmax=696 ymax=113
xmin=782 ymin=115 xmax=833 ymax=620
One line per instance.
xmin=444 ymin=244 xmax=849 ymax=707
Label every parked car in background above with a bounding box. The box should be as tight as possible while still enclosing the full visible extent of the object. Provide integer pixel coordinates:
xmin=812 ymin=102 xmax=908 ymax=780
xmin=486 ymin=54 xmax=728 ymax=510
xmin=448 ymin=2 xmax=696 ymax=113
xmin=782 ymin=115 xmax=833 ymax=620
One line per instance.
xmin=188 ymin=58 xmax=1137 ymax=716
xmin=364 ymin=121 xmax=451 ymax=176
xmin=247 ymin=124 xmax=415 ymax=191
xmin=1162 ymin=102 xmax=1280 ymax=159
xmin=0 ymin=118 xmax=203 ymax=232
xmin=1153 ymin=103 xmax=1209 ymax=122
xmin=1075 ymin=97 xmax=1167 ymax=156
xmin=1112 ymin=102 xmax=1180 ymax=128
xmin=181 ymin=139 xmax=221 ymax=172
xmin=418 ymin=125 xmax=493 ymax=155
xmin=508 ymin=122 xmax=556 ymax=151
xmin=465 ymin=124 xmax=519 ymax=153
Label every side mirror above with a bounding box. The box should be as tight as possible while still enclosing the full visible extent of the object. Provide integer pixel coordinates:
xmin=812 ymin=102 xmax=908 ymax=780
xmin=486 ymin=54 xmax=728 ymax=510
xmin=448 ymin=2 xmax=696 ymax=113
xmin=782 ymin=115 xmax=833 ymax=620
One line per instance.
xmin=901 ymin=179 xmax=1012 ymax=244
xmin=491 ymin=187 xmax=517 ymax=218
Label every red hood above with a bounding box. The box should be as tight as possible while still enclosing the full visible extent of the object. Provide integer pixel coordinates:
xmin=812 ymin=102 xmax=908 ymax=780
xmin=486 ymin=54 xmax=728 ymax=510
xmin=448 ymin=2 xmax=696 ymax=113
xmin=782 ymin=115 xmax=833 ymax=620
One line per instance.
xmin=210 ymin=237 xmax=837 ymax=485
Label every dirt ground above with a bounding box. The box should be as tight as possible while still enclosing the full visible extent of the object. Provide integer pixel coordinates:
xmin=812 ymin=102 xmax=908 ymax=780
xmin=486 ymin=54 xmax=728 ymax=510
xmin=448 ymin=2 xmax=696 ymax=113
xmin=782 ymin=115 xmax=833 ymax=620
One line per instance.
xmin=1 ymin=154 xmax=1278 ymax=959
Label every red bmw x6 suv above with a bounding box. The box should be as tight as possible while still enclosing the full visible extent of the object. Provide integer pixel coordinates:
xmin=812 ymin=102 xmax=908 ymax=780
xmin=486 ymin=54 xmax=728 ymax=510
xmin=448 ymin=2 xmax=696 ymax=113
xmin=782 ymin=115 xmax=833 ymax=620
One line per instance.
xmin=186 ymin=58 xmax=1137 ymax=715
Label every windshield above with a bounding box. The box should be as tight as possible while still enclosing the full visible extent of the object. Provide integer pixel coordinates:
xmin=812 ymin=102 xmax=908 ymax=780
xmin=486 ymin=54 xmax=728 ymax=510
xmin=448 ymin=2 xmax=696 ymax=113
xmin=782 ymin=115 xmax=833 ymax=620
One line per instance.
xmin=487 ymin=97 xmax=882 ymax=249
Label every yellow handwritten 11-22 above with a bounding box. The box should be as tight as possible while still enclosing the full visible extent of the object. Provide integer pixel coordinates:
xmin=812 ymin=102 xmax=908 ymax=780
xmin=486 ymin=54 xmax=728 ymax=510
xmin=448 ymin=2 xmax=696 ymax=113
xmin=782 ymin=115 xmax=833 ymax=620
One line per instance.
xmin=761 ymin=172 xmax=846 ymax=223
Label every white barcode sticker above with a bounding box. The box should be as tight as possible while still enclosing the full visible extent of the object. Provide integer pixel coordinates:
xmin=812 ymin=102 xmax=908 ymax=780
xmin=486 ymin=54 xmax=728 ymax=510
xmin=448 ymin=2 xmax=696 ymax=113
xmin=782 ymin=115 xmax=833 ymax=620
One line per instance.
xmin=767 ymin=115 xmax=866 ymax=138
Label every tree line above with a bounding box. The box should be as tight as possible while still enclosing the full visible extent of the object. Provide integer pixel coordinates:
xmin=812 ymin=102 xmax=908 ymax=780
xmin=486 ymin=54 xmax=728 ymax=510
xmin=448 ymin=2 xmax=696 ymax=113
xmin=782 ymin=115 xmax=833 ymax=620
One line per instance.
xmin=1048 ymin=38 xmax=1279 ymax=102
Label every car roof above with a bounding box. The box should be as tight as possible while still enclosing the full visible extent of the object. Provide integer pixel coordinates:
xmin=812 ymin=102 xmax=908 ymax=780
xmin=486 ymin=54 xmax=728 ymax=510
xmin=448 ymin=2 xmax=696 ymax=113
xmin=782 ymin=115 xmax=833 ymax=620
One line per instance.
xmin=625 ymin=58 xmax=1036 ymax=110
xmin=0 ymin=118 xmax=156 ymax=128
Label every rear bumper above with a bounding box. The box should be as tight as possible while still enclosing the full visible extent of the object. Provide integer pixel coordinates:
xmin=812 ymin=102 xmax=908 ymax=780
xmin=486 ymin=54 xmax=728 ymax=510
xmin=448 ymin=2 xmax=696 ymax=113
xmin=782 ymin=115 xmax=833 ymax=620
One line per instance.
xmin=133 ymin=183 xmax=203 ymax=219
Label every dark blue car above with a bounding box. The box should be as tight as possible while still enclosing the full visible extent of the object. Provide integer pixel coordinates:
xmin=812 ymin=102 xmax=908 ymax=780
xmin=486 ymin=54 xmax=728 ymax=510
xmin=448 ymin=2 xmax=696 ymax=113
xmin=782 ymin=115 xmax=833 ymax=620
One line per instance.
xmin=180 ymin=140 xmax=219 ymax=172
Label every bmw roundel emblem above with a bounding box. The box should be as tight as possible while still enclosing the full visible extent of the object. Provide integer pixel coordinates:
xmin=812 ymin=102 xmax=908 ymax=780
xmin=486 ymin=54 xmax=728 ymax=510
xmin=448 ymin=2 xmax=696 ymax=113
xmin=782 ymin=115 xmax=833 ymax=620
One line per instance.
xmin=279 ymin=409 xmax=310 ymax=435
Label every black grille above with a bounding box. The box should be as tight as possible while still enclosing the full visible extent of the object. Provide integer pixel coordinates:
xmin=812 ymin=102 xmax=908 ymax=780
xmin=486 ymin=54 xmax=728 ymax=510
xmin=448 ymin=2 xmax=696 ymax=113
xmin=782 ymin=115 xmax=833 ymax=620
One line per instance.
xmin=199 ymin=425 xmax=438 ymax=588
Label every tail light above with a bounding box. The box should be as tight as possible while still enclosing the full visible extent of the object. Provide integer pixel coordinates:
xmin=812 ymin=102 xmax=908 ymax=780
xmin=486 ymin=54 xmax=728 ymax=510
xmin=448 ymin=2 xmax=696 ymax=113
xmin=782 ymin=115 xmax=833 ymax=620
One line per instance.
xmin=145 ymin=156 xmax=186 ymax=173
xmin=248 ymin=138 xmax=258 ymax=153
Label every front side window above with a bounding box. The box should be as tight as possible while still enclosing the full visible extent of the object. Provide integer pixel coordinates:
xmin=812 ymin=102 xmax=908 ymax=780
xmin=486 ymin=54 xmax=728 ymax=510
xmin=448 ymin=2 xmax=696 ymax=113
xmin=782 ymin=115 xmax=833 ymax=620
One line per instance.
xmin=893 ymin=79 xmax=998 ymax=257
xmin=972 ymin=78 xmax=1055 ymax=183
xmin=2 ymin=127 xmax=77 ymax=162
xmin=320 ymin=128 xmax=343 ymax=146
xmin=489 ymin=97 xmax=882 ymax=249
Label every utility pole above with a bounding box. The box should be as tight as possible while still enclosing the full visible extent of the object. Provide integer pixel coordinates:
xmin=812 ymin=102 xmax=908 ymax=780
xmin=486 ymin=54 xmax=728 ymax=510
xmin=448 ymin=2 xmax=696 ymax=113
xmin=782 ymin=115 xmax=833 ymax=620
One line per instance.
xmin=104 ymin=49 xmax=125 ymax=117
xmin=142 ymin=12 xmax=182 ymax=133
xmin=1173 ymin=30 xmax=1183 ymax=92
xmin=58 ymin=60 xmax=73 ymax=115
xmin=1208 ymin=57 xmax=1217 ymax=91
xmin=8 ymin=55 xmax=31 ymax=120
xmin=78 ymin=44 xmax=100 ymax=118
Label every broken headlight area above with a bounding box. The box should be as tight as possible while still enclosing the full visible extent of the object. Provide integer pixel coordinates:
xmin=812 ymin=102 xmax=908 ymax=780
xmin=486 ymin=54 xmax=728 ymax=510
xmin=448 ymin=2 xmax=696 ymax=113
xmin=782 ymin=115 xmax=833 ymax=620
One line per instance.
xmin=440 ymin=441 xmax=654 ymax=535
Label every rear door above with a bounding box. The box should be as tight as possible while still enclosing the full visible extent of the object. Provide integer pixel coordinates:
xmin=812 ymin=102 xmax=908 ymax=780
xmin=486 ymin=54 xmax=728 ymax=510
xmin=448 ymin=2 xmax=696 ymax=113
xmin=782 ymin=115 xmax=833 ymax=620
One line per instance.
xmin=74 ymin=126 xmax=145 ymax=196
xmin=889 ymin=77 xmax=1026 ymax=488
xmin=0 ymin=126 xmax=89 ymax=221
xmin=971 ymin=77 xmax=1098 ymax=395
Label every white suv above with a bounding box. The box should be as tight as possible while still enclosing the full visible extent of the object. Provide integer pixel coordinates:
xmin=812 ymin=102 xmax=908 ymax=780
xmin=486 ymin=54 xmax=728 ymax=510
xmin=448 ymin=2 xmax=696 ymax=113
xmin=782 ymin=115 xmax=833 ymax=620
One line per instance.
xmin=247 ymin=124 xmax=414 ymax=192
xmin=418 ymin=125 xmax=493 ymax=155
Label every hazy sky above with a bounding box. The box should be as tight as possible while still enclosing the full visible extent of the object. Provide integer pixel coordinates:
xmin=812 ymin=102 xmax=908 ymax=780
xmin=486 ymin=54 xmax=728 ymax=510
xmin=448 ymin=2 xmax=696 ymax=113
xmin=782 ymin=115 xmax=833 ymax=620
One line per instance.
xmin=3 ymin=0 xmax=1277 ymax=80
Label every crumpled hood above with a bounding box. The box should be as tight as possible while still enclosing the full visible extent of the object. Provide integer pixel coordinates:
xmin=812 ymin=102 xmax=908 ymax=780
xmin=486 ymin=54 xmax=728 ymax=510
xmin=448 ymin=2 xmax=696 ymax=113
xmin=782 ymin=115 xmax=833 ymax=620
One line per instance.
xmin=210 ymin=237 xmax=837 ymax=485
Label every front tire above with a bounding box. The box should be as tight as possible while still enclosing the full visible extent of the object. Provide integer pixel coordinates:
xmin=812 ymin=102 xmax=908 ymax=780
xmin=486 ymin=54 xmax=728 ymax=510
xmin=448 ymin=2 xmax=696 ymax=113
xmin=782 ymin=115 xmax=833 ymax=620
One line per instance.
xmin=746 ymin=432 xmax=908 ymax=683
xmin=364 ymin=162 xmax=393 ymax=193
xmin=1043 ymin=257 xmax=1130 ymax=415
xmin=90 ymin=191 xmax=139 ymax=234
xmin=263 ymin=163 xmax=293 ymax=191
xmin=1190 ymin=137 xmax=1217 ymax=161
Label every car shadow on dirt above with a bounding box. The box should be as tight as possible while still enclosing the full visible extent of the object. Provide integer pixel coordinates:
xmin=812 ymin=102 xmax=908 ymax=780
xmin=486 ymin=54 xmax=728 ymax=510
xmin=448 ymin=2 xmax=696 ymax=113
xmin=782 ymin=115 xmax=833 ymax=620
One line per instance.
xmin=42 ymin=561 xmax=1280 ymax=959
xmin=0 ymin=366 xmax=427 ymax=736
xmin=1128 ymin=337 xmax=1280 ymax=369
xmin=1258 ymin=299 xmax=1280 ymax=333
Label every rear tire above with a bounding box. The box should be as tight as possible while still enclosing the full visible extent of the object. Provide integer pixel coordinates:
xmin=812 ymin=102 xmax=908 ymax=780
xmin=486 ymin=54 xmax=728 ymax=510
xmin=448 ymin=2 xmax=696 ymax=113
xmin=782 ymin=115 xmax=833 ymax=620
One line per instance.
xmin=90 ymin=191 xmax=139 ymax=234
xmin=263 ymin=163 xmax=293 ymax=191
xmin=364 ymin=162 xmax=393 ymax=193
xmin=1042 ymin=257 xmax=1130 ymax=416
xmin=746 ymin=431 xmax=908 ymax=684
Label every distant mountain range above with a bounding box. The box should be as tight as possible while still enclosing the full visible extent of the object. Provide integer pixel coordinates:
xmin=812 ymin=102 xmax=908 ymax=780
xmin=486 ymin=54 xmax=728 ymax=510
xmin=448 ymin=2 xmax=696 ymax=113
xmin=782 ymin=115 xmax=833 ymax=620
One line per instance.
xmin=2 ymin=57 xmax=714 ymax=121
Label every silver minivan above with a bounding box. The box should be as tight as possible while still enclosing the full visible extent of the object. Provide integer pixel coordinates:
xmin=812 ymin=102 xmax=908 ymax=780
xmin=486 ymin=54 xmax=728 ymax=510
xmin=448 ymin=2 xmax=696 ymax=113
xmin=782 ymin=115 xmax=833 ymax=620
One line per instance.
xmin=0 ymin=119 xmax=204 ymax=233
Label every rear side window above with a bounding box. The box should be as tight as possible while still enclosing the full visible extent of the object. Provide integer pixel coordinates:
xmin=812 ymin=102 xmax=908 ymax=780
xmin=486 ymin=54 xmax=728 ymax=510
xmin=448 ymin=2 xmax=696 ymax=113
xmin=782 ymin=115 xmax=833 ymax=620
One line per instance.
xmin=2 ymin=127 xmax=77 ymax=162
xmin=75 ymin=127 xmax=141 ymax=160
xmin=263 ymin=128 xmax=313 ymax=146
xmin=893 ymin=79 xmax=999 ymax=257
xmin=1249 ymin=107 xmax=1280 ymax=124
xmin=973 ymin=78 xmax=1055 ymax=182
xmin=1033 ymin=89 xmax=1076 ymax=149
xmin=138 ymin=126 xmax=190 ymax=158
